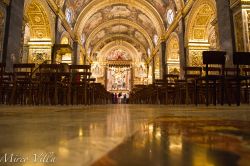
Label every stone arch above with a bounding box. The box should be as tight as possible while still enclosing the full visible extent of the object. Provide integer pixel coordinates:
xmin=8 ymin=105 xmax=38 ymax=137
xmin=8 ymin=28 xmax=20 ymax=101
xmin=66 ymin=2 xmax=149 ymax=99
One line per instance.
xmin=186 ymin=0 xmax=218 ymax=66
xmin=166 ymin=32 xmax=180 ymax=74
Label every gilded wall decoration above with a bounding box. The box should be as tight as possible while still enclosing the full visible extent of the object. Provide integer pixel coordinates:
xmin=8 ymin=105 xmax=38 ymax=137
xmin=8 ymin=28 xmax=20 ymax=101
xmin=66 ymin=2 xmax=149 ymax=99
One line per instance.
xmin=208 ymin=26 xmax=218 ymax=50
xmin=29 ymin=48 xmax=51 ymax=64
xmin=166 ymin=33 xmax=180 ymax=74
xmin=186 ymin=0 xmax=217 ymax=66
xmin=234 ymin=12 xmax=244 ymax=51
xmin=154 ymin=54 xmax=160 ymax=79
xmin=248 ymin=11 xmax=250 ymax=50
xmin=168 ymin=66 xmax=180 ymax=74
xmin=26 ymin=2 xmax=51 ymax=39
xmin=189 ymin=51 xmax=203 ymax=67
xmin=167 ymin=34 xmax=180 ymax=61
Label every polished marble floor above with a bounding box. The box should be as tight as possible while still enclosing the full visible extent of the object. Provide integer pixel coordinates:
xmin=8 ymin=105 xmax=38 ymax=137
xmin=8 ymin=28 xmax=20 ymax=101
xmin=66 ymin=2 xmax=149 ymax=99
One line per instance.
xmin=0 ymin=105 xmax=250 ymax=166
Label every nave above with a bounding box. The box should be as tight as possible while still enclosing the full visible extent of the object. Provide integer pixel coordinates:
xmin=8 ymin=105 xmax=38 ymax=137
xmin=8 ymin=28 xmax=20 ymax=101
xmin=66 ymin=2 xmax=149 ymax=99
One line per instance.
xmin=0 ymin=0 xmax=250 ymax=165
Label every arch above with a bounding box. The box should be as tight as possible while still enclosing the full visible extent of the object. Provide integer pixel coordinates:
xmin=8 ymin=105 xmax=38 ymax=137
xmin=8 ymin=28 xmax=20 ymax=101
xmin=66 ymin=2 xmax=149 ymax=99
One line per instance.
xmin=98 ymin=41 xmax=140 ymax=64
xmin=166 ymin=32 xmax=180 ymax=74
xmin=186 ymin=0 xmax=216 ymax=42
xmin=60 ymin=31 xmax=71 ymax=45
xmin=85 ymin=19 xmax=154 ymax=51
xmin=186 ymin=0 xmax=218 ymax=66
xmin=74 ymin=0 xmax=165 ymax=38
xmin=167 ymin=32 xmax=180 ymax=61
xmin=24 ymin=0 xmax=54 ymax=41
xmin=91 ymin=34 xmax=147 ymax=57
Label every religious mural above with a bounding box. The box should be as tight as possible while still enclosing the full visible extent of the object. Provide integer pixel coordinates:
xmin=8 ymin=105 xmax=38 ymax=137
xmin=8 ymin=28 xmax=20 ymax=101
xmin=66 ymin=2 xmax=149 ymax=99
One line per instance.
xmin=107 ymin=48 xmax=132 ymax=61
xmin=82 ymin=4 xmax=157 ymax=51
xmin=107 ymin=67 xmax=131 ymax=91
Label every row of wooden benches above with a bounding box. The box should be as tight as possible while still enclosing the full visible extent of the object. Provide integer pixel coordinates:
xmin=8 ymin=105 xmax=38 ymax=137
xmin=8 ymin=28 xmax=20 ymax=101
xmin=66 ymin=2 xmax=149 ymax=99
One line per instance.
xmin=130 ymin=51 xmax=250 ymax=106
xmin=0 ymin=63 xmax=112 ymax=105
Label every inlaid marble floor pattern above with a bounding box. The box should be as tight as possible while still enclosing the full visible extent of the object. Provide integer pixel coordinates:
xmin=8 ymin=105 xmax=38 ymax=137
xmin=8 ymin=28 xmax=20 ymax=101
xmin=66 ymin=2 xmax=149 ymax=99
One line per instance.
xmin=0 ymin=105 xmax=250 ymax=166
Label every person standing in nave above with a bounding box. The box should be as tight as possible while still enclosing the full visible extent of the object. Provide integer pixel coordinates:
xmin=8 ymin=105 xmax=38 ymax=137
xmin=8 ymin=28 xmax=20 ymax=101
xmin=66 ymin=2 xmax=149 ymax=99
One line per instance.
xmin=114 ymin=93 xmax=118 ymax=104
xmin=123 ymin=93 xmax=127 ymax=104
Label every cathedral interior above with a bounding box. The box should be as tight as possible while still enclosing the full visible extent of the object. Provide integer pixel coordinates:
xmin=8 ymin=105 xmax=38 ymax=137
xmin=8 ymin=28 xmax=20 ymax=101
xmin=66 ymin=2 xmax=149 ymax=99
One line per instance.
xmin=0 ymin=0 xmax=250 ymax=166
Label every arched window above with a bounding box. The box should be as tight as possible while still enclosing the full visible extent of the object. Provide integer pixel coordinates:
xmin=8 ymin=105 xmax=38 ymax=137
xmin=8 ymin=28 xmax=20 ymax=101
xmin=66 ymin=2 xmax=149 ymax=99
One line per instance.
xmin=153 ymin=34 xmax=158 ymax=45
xmin=166 ymin=9 xmax=174 ymax=25
xmin=65 ymin=8 xmax=72 ymax=24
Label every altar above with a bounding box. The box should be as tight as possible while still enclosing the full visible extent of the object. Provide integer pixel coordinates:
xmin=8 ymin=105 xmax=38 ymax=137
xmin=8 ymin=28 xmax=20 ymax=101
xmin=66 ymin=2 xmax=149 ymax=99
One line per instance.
xmin=107 ymin=65 xmax=131 ymax=92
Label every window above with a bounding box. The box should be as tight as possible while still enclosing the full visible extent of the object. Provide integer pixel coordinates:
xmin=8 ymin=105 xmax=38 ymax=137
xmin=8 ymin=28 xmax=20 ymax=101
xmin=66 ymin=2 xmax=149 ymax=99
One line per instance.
xmin=166 ymin=9 xmax=174 ymax=25
xmin=65 ymin=8 xmax=72 ymax=24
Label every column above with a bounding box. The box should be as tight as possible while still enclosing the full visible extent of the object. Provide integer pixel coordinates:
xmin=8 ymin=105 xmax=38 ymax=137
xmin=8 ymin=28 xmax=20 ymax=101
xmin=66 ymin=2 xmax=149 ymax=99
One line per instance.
xmin=0 ymin=2 xmax=7 ymax=62
xmin=178 ymin=19 xmax=187 ymax=79
xmin=152 ymin=56 xmax=155 ymax=83
xmin=72 ymin=41 xmax=79 ymax=65
xmin=216 ymin=0 xmax=235 ymax=66
xmin=160 ymin=41 xmax=166 ymax=79
xmin=3 ymin=0 xmax=25 ymax=71
xmin=54 ymin=15 xmax=60 ymax=44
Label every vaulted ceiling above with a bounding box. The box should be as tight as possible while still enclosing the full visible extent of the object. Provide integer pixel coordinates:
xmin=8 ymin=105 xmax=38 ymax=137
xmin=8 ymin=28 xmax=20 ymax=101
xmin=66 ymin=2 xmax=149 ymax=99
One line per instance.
xmin=54 ymin=0 xmax=183 ymax=61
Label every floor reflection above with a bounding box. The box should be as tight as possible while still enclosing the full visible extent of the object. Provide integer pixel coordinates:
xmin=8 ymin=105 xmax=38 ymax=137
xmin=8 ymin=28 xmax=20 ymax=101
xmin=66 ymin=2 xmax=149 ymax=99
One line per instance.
xmin=93 ymin=117 xmax=250 ymax=166
xmin=1 ymin=105 xmax=250 ymax=166
xmin=107 ymin=108 xmax=131 ymax=138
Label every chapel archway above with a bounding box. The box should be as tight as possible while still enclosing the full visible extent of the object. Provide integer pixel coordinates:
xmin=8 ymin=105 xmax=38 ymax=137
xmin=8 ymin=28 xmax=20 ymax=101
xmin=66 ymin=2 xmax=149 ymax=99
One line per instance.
xmin=186 ymin=0 xmax=219 ymax=66
xmin=166 ymin=32 xmax=180 ymax=74
xmin=22 ymin=0 xmax=54 ymax=64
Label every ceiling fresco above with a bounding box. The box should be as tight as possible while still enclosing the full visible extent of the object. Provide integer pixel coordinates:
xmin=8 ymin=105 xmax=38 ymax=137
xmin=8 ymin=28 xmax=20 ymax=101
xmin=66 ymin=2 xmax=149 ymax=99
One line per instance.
xmin=53 ymin=0 xmax=182 ymax=62
xmin=82 ymin=5 xmax=157 ymax=39
xmin=61 ymin=0 xmax=180 ymax=26
xmin=88 ymin=24 xmax=149 ymax=52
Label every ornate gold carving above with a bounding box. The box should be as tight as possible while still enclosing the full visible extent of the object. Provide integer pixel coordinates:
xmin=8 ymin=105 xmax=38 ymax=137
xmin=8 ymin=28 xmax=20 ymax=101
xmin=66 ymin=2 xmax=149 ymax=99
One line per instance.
xmin=167 ymin=33 xmax=180 ymax=61
xmin=85 ymin=19 xmax=154 ymax=51
xmin=234 ymin=12 xmax=244 ymax=51
xmin=189 ymin=50 xmax=203 ymax=66
xmin=74 ymin=0 xmax=165 ymax=39
xmin=26 ymin=2 xmax=51 ymax=39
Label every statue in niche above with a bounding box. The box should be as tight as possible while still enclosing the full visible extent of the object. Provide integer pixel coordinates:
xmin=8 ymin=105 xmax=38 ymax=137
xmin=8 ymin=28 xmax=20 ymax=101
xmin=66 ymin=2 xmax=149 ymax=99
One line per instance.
xmin=92 ymin=63 xmax=103 ymax=77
